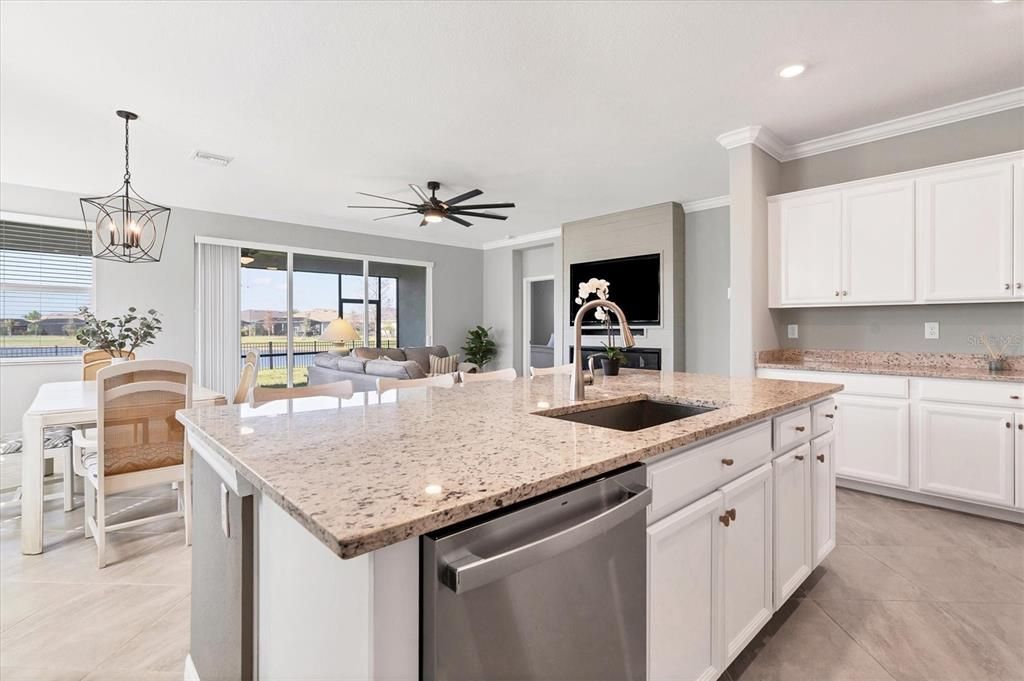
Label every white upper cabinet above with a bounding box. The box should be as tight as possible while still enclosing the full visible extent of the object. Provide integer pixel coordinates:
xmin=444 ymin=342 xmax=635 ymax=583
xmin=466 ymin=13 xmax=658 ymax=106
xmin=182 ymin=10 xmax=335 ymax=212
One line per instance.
xmin=916 ymin=160 xmax=1015 ymax=302
xmin=842 ymin=180 xmax=915 ymax=304
xmin=769 ymin=151 xmax=1023 ymax=307
xmin=776 ymin=191 xmax=842 ymax=305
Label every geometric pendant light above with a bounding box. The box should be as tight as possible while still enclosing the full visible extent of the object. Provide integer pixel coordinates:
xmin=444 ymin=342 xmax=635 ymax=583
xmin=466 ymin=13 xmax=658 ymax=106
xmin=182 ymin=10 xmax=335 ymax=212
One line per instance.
xmin=80 ymin=110 xmax=171 ymax=263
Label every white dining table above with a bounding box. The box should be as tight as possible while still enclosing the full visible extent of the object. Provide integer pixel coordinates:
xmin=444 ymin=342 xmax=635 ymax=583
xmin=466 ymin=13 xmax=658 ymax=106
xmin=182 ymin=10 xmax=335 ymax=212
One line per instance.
xmin=20 ymin=380 xmax=225 ymax=554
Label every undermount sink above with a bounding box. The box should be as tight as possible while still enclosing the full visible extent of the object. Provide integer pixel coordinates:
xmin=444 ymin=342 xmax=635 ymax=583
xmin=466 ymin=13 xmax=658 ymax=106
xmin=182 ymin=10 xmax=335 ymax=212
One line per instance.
xmin=542 ymin=398 xmax=718 ymax=432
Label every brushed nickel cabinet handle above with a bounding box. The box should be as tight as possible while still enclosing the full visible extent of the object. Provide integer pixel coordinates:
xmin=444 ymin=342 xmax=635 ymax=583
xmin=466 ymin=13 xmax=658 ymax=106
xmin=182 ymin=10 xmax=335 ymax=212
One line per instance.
xmin=794 ymin=454 xmax=805 ymax=461
xmin=794 ymin=425 xmax=806 ymax=432
xmin=721 ymin=458 xmax=735 ymax=466
xmin=816 ymin=453 xmax=825 ymax=463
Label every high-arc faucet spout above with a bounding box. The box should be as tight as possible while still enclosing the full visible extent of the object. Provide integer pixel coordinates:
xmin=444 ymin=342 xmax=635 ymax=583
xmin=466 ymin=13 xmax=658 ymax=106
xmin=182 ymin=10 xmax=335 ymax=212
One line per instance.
xmin=570 ymin=299 xmax=635 ymax=401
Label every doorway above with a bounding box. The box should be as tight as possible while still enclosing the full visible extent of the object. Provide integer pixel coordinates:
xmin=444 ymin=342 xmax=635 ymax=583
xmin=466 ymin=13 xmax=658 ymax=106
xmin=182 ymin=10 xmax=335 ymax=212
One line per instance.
xmin=522 ymin=276 xmax=555 ymax=373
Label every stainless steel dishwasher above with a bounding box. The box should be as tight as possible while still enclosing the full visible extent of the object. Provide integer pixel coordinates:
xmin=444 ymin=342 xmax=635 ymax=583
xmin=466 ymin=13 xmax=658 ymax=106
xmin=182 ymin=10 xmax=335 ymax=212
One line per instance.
xmin=422 ymin=464 xmax=650 ymax=681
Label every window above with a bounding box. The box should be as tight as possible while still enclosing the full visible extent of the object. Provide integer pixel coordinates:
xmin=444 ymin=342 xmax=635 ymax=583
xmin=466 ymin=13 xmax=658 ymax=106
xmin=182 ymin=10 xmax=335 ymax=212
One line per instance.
xmin=0 ymin=221 xmax=93 ymax=358
xmin=340 ymin=274 xmax=398 ymax=348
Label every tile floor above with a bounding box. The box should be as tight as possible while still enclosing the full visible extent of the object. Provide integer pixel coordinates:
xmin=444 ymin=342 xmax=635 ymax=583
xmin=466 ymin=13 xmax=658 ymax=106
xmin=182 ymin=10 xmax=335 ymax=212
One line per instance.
xmin=1 ymin=481 xmax=1021 ymax=681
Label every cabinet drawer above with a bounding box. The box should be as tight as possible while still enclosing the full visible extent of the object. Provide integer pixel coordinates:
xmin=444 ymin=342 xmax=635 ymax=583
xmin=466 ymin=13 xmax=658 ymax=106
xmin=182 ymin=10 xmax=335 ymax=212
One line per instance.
xmin=774 ymin=408 xmax=812 ymax=451
xmin=914 ymin=378 xmax=1024 ymax=409
xmin=647 ymin=421 xmax=772 ymax=524
xmin=812 ymin=399 xmax=837 ymax=435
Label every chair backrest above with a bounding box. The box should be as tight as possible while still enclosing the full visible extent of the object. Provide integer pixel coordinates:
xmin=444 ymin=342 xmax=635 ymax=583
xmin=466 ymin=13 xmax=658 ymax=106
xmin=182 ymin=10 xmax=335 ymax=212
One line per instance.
xmin=376 ymin=373 xmax=455 ymax=393
xmin=233 ymin=350 xmax=260 ymax=405
xmin=461 ymin=367 xmax=517 ymax=383
xmin=96 ymin=359 xmax=192 ymax=478
xmin=82 ymin=350 xmax=136 ymax=380
xmin=529 ymin=364 xmax=573 ymax=378
xmin=252 ymin=380 xmax=354 ymax=405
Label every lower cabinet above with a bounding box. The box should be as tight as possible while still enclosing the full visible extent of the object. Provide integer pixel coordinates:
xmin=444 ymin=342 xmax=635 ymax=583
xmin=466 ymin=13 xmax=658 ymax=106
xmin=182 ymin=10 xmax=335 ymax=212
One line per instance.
xmin=1016 ymin=413 xmax=1024 ymax=511
xmin=647 ymin=492 xmax=723 ymax=681
xmin=719 ymin=464 xmax=774 ymax=663
xmin=835 ymin=394 xmax=910 ymax=487
xmin=647 ymin=463 xmax=773 ymax=681
xmin=917 ymin=402 xmax=1015 ymax=507
xmin=811 ymin=431 xmax=837 ymax=565
xmin=772 ymin=445 xmax=811 ymax=607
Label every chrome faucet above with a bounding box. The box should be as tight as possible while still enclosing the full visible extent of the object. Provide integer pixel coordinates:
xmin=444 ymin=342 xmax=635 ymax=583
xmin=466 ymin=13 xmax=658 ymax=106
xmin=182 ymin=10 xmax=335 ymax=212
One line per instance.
xmin=571 ymin=299 xmax=636 ymax=401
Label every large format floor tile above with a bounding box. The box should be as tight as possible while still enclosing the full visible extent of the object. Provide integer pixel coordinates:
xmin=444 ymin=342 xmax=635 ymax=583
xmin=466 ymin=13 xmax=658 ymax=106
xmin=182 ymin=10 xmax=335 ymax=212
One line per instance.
xmin=862 ymin=545 xmax=1024 ymax=603
xmin=800 ymin=545 xmax=931 ymax=602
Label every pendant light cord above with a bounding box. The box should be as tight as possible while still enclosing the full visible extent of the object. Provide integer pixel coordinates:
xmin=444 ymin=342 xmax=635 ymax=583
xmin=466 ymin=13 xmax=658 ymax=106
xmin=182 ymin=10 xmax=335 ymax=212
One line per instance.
xmin=123 ymin=116 xmax=131 ymax=184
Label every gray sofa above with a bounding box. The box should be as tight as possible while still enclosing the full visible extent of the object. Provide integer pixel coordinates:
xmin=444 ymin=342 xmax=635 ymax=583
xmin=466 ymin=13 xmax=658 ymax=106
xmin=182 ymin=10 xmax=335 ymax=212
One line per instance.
xmin=307 ymin=345 xmax=466 ymax=391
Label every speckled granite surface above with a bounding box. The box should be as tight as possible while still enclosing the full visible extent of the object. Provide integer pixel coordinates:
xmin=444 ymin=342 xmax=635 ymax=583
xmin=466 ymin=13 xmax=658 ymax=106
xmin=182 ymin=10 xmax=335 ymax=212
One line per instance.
xmin=757 ymin=349 xmax=1024 ymax=384
xmin=176 ymin=370 xmax=841 ymax=559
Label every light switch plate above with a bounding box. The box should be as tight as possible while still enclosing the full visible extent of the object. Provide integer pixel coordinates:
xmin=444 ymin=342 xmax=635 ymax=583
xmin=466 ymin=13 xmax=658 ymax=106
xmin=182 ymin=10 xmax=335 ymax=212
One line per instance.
xmin=787 ymin=324 xmax=799 ymax=339
xmin=924 ymin=322 xmax=940 ymax=340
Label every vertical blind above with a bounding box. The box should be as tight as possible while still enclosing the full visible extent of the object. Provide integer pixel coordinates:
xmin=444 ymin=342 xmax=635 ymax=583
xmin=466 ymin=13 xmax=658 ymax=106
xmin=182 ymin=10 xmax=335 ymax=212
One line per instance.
xmin=0 ymin=221 xmax=94 ymax=357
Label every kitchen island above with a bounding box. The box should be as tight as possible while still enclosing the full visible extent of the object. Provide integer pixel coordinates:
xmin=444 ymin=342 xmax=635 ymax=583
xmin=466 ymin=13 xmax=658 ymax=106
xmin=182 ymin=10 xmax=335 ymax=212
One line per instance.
xmin=176 ymin=370 xmax=842 ymax=681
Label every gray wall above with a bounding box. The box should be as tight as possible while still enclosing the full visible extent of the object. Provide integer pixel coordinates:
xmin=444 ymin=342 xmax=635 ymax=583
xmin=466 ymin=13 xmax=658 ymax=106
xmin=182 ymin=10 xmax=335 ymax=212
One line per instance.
xmin=775 ymin=303 xmax=1024 ymax=355
xmin=684 ymin=206 xmax=730 ymax=375
xmin=530 ymin=279 xmax=554 ymax=345
xmin=0 ymin=182 xmax=483 ymax=363
xmin=772 ymin=107 xmax=1024 ymax=355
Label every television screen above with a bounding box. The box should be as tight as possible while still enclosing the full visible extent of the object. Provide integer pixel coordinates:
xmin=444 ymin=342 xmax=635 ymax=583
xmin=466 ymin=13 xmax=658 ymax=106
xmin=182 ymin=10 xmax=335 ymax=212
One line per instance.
xmin=569 ymin=253 xmax=661 ymax=326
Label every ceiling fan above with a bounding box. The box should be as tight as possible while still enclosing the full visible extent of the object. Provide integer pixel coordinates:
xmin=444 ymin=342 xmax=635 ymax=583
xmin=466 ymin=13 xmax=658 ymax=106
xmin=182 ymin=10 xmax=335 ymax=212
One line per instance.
xmin=347 ymin=181 xmax=516 ymax=227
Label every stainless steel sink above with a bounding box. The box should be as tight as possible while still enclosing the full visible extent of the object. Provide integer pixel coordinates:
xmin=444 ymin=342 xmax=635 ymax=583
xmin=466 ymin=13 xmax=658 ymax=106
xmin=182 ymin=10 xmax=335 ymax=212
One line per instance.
xmin=542 ymin=399 xmax=718 ymax=432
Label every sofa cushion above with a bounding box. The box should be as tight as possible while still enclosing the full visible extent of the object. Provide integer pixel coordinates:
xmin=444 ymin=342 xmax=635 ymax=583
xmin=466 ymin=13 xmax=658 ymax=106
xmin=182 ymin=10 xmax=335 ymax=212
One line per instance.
xmin=353 ymin=346 xmax=408 ymax=362
xmin=403 ymin=345 xmax=448 ymax=374
xmin=312 ymin=354 xmax=368 ymax=373
xmin=429 ymin=354 xmax=459 ymax=375
xmin=365 ymin=358 xmax=427 ymax=380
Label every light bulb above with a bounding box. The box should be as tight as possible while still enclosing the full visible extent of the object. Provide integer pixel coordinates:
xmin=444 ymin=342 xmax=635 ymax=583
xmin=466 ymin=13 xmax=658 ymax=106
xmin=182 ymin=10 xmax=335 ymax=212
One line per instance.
xmin=779 ymin=64 xmax=806 ymax=78
xmin=129 ymin=220 xmax=139 ymax=233
xmin=424 ymin=209 xmax=443 ymax=223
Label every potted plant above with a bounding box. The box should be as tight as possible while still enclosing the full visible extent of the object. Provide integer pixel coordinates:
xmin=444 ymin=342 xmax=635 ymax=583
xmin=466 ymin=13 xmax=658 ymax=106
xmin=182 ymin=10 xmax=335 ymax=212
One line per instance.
xmin=76 ymin=305 xmax=163 ymax=360
xmin=461 ymin=325 xmax=497 ymax=371
xmin=600 ymin=342 xmax=626 ymax=376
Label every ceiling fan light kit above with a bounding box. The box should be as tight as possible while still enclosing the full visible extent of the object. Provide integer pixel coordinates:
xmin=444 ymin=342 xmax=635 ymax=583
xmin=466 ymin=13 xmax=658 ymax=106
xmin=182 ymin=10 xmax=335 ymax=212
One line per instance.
xmin=348 ymin=180 xmax=516 ymax=228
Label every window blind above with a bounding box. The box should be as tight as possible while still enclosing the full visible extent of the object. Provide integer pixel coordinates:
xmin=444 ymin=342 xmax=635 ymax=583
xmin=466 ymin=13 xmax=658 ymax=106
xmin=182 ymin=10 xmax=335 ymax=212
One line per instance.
xmin=0 ymin=221 xmax=94 ymax=358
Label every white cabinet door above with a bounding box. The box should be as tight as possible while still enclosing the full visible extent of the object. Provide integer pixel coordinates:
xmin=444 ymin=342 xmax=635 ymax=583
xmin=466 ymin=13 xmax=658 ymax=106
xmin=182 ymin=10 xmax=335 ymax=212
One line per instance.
xmin=648 ymin=491 xmax=723 ymax=681
xmin=772 ymin=445 xmax=812 ymax=608
xmin=811 ymin=432 xmax=837 ymax=567
xmin=917 ymin=402 xmax=1015 ymax=507
xmin=778 ymin=192 xmax=842 ymax=305
xmin=841 ymin=180 xmax=915 ymax=304
xmin=917 ymin=161 xmax=1014 ymax=301
xmin=1014 ymin=159 xmax=1024 ymax=296
xmin=835 ymin=395 xmax=910 ymax=488
xmin=1015 ymin=413 xmax=1024 ymax=510
xmin=719 ymin=463 xmax=773 ymax=665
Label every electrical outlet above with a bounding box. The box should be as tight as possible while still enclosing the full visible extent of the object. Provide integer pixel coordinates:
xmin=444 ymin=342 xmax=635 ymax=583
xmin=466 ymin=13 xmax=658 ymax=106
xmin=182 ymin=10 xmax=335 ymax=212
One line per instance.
xmin=787 ymin=324 xmax=799 ymax=339
xmin=924 ymin=322 xmax=940 ymax=340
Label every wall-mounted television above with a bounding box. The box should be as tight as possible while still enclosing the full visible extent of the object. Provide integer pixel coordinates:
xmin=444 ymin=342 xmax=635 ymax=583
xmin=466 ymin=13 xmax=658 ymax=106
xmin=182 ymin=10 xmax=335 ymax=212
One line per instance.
xmin=569 ymin=253 xmax=661 ymax=326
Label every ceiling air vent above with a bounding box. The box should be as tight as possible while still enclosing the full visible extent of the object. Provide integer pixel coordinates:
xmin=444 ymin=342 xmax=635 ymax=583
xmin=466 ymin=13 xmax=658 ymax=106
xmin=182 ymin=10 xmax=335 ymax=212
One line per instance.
xmin=191 ymin=150 xmax=233 ymax=166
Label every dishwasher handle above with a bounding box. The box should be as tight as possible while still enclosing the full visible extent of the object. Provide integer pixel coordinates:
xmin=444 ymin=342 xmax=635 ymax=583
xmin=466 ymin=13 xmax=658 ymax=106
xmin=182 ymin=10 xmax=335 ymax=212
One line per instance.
xmin=441 ymin=484 xmax=652 ymax=594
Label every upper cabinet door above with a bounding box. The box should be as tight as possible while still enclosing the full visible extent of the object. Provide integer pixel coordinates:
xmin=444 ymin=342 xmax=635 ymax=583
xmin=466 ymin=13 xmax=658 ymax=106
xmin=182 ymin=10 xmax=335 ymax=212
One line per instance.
xmin=917 ymin=161 xmax=1014 ymax=302
xmin=841 ymin=180 xmax=915 ymax=304
xmin=777 ymin=191 xmax=842 ymax=305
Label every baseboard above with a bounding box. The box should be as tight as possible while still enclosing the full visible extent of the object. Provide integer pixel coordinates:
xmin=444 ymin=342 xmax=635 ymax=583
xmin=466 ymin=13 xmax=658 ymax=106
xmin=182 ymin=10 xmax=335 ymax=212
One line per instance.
xmin=184 ymin=653 xmax=200 ymax=681
xmin=837 ymin=478 xmax=1024 ymax=525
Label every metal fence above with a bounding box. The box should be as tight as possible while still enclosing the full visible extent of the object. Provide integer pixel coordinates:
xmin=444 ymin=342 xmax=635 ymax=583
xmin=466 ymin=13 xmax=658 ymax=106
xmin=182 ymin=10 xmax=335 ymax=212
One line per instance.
xmin=0 ymin=345 xmax=82 ymax=359
xmin=241 ymin=338 xmax=398 ymax=370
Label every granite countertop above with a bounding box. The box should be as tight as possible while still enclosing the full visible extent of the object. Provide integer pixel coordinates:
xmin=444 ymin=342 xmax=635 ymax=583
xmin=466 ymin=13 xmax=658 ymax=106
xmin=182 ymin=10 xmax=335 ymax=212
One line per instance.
xmin=176 ymin=370 xmax=841 ymax=559
xmin=756 ymin=350 xmax=1024 ymax=384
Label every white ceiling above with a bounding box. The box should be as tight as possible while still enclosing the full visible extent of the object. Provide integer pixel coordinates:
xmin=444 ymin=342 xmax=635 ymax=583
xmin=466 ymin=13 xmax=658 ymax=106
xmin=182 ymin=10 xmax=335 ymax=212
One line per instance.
xmin=1 ymin=1 xmax=1022 ymax=248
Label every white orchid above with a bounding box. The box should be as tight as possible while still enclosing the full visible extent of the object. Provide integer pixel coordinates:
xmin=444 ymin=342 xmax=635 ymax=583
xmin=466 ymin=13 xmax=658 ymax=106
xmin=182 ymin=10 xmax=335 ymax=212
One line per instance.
xmin=575 ymin=278 xmax=611 ymax=320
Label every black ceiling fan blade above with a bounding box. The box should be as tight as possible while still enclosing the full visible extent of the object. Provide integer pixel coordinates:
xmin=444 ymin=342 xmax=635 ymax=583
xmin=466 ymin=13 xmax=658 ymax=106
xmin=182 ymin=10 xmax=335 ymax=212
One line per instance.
xmin=348 ymin=205 xmax=420 ymax=209
xmin=441 ymin=189 xmax=483 ymax=206
xmin=444 ymin=214 xmax=473 ymax=227
xmin=419 ymin=217 xmax=428 ymax=227
xmin=356 ymin=192 xmax=419 ymax=207
xmin=409 ymin=184 xmax=431 ymax=204
xmin=448 ymin=202 xmax=516 ymax=210
xmin=373 ymin=211 xmax=419 ymax=220
xmin=448 ymin=211 xmax=507 ymax=220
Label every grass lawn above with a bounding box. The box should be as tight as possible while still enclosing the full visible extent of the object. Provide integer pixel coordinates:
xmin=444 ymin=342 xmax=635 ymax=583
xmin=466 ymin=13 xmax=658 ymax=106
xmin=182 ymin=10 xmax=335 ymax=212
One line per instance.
xmin=256 ymin=366 xmax=308 ymax=388
xmin=0 ymin=335 xmax=80 ymax=347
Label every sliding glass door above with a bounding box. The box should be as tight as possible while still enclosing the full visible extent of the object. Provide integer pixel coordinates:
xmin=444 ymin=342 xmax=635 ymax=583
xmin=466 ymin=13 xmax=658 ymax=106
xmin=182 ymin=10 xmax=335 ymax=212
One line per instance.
xmin=234 ymin=244 xmax=430 ymax=389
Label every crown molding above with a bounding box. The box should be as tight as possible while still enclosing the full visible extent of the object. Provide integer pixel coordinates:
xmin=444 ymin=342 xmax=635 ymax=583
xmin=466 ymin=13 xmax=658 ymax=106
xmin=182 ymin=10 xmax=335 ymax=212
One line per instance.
xmin=785 ymin=87 xmax=1024 ymax=160
xmin=682 ymin=195 xmax=730 ymax=213
xmin=716 ymin=125 xmax=787 ymax=161
xmin=481 ymin=228 xmax=561 ymax=251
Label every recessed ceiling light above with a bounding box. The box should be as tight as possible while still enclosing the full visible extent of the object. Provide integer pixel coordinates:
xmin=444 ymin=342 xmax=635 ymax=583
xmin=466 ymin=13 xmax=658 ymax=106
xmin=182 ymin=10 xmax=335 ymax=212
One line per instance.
xmin=192 ymin=150 xmax=233 ymax=166
xmin=779 ymin=64 xmax=806 ymax=79
xmin=991 ymin=1 xmax=1011 ymax=4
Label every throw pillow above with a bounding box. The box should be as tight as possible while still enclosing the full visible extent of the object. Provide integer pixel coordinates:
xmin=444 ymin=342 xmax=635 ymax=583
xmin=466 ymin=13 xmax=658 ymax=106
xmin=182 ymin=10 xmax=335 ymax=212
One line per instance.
xmin=429 ymin=353 xmax=459 ymax=376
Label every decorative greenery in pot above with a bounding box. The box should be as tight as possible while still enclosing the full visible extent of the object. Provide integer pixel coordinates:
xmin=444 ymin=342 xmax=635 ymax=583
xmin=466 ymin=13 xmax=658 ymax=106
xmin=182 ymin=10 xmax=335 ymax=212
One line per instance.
xmin=576 ymin=278 xmax=627 ymax=376
xmin=461 ymin=325 xmax=497 ymax=370
xmin=75 ymin=306 xmax=163 ymax=358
